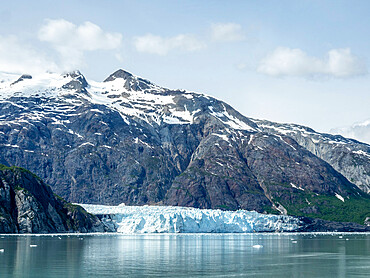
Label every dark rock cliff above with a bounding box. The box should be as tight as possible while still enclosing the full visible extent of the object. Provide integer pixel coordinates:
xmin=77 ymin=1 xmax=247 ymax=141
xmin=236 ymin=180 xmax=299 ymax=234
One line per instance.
xmin=0 ymin=165 xmax=109 ymax=233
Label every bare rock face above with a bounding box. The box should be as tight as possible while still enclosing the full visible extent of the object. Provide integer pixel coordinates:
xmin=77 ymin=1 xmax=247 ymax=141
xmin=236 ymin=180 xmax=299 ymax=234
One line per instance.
xmin=298 ymin=217 xmax=370 ymax=232
xmin=0 ymin=70 xmax=369 ymax=226
xmin=0 ymin=165 xmax=109 ymax=233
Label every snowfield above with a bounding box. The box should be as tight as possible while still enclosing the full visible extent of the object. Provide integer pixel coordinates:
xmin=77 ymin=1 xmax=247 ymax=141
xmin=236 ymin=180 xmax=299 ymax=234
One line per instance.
xmin=78 ymin=204 xmax=303 ymax=233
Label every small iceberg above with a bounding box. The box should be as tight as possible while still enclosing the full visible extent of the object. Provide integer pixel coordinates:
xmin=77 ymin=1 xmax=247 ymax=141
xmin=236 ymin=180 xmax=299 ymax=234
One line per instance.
xmin=252 ymin=245 xmax=263 ymax=249
xmin=0 ymin=249 xmax=4 ymax=252
xmin=29 ymin=245 xmax=37 ymax=248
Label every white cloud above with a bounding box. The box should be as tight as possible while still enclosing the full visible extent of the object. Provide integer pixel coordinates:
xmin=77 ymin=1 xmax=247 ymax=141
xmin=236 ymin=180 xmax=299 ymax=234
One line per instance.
xmin=0 ymin=35 xmax=58 ymax=74
xmin=331 ymin=119 xmax=370 ymax=144
xmin=38 ymin=19 xmax=122 ymax=70
xmin=133 ymin=22 xmax=244 ymax=55
xmin=236 ymin=63 xmax=247 ymax=71
xmin=211 ymin=23 xmax=245 ymax=42
xmin=133 ymin=34 xmax=206 ymax=55
xmin=258 ymin=47 xmax=367 ymax=78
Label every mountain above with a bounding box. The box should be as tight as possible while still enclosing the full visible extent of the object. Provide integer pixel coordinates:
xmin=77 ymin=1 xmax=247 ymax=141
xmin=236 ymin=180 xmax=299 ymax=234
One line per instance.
xmin=0 ymin=165 xmax=109 ymax=233
xmin=331 ymin=119 xmax=370 ymax=145
xmin=0 ymin=69 xmax=369 ymax=225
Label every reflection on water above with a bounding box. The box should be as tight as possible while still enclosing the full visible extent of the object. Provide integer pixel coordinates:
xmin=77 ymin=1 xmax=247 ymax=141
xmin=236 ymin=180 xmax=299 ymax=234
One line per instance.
xmin=0 ymin=233 xmax=369 ymax=277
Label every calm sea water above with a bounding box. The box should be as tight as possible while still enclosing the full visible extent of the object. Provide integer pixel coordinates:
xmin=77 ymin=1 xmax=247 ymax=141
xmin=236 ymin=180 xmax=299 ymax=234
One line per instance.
xmin=0 ymin=233 xmax=369 ymax=277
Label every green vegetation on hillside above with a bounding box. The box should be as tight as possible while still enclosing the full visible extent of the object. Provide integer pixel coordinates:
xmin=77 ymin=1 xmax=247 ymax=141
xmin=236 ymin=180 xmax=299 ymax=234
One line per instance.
xmin=273 ymin=189 xmax=370 ymax=225
xmin=0 ymin=164 xmax=42 ymax=180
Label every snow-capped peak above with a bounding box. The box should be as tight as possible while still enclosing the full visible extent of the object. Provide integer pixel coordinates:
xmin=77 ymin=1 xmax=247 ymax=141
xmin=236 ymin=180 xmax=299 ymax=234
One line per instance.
xmin=104 ymin=69 xmax=136 ymax=82
xmin=103 ymin=69 xmax=160 ymax=92
xmin=0 ymin=71 xmax=79 ymax=99
xmin=0 ymin=69 xmax=259 ymax=130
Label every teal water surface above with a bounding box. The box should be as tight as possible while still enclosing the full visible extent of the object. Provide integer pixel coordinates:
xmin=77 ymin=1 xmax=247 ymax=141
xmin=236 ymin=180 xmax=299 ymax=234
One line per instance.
xmin=0 ymin=233 xmax=369 ymax=277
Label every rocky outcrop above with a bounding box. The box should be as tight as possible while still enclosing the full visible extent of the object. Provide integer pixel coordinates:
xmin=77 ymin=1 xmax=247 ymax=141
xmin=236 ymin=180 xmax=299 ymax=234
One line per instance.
xmin=0 ymin=165 xmax=110 ymax=233
xmin=0 ymin=69 xmax=369 ymax=225
xmin=62 ymin=71 xmax=89 ymax=92
xmin=11 ymin=74 xmax=32 ymax=86
xmin=298 ymin=217 xmax=370 ymax=232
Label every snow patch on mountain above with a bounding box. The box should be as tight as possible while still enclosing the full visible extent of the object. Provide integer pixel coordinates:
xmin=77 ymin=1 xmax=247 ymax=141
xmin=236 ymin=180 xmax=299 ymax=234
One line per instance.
xmin=209 ymin=105 xmax=256 ymax=131
xmin=335 ymin=193 xmax=345 ymax=202
xmin=290 ymin=183 xmax=304 ymax=191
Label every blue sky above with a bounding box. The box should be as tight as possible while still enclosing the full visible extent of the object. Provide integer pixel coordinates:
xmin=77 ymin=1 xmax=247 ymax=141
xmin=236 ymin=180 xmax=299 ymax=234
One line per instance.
xmin=1 ymin=0 xmax=369 ymax=133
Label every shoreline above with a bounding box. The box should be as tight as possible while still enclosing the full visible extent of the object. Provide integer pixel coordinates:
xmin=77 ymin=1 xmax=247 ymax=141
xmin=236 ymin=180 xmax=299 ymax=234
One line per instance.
xmin=1 ymin=231 xmax=370 ymax=236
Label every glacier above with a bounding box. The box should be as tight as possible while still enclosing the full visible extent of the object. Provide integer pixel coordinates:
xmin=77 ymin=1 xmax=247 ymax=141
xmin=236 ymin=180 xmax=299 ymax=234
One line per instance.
xmin=78 ymin=204 xmax=303 ymax=233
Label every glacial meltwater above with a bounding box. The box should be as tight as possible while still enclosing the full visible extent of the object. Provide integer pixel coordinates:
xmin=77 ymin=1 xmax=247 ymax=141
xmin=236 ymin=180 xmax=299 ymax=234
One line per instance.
xmin=0 ymin=233 xmax=369 ymax=277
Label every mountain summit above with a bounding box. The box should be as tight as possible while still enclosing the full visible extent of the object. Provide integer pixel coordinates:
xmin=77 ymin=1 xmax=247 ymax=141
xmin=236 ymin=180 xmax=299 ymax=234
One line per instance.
xmin=0 ymin=69 xmax=369 ymax=224
xmin=103 ymin=69 xmax=157 ymax=92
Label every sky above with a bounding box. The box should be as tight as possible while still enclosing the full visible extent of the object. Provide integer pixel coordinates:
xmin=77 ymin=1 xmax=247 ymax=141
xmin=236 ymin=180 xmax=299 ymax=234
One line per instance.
xmin=0 ymin=0 xmax=369 ymax=134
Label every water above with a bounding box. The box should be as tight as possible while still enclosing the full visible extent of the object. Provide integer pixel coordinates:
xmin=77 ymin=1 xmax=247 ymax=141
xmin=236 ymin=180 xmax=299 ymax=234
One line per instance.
xmin=0 ymin=233 xmax=369 ymax=277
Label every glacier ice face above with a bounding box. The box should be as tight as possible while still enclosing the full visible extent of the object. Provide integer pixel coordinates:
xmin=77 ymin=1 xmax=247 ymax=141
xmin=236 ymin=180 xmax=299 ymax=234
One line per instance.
xmin=78 ymin=204 xmax=303 ymax=233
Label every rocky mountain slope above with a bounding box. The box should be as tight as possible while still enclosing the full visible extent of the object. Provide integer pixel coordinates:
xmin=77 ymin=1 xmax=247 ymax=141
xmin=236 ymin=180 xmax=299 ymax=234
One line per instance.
xmin=0 ymin=69 xmax=369 ymax=224
xmin=0 ymin=165 xmax=108 ymax=233
xmin=255 ymin=119 xmax=370 ymax=194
